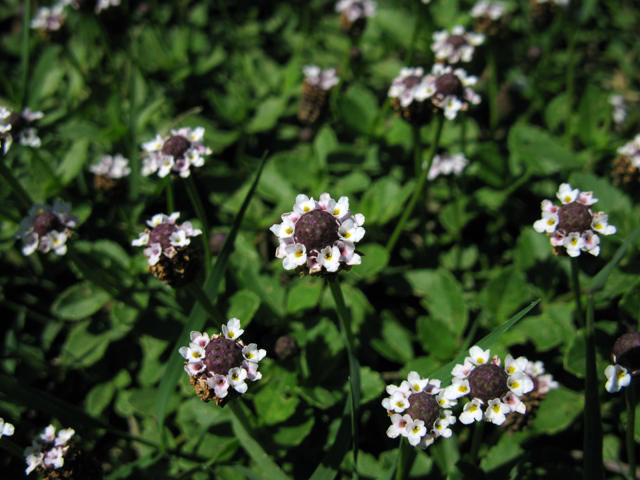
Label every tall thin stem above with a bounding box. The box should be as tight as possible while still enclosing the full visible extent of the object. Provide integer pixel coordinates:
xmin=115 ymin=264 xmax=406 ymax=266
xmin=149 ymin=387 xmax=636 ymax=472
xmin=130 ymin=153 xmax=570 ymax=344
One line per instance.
xmin=184 ymin=282 xmax=224 ymax=328
xmin=386 ymin=114 xmax=444 ymax=255
xmin=328 ymin=277 xmax=360 ymax=480
xmin=469 ymin=420 xmax=485 ymax=463
xmin=570 ymin=257 xmax=584 ymax=328
xmin=20 ymin=0 xmax=31 ymax=108
xmin=183 ymin=175 xmax=212 ymax=275
xmin=626 ymin=382 xmax=637 ymax=479
xmin=487 ymin=43 xmax=499 ymax=134
xmin=412 ymin=125 xmax=423 ymax=178
xmin=165 ymin=176 xmax=175 ymax=213
xmin=564 ymin=26 xmax=576 ymax=146
xmin=403 ymin=1 xmax=422 ymax=66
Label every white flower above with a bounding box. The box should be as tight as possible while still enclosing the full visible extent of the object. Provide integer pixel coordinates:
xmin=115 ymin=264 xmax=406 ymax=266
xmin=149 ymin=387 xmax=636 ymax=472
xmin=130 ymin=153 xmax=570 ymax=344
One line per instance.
xmin=387 ymin=414 xmax=412 ymax=438
xmin=318 ymin=245 xmax=341 ymax=272
xmin=443 ymin=377 xmax=470 ymax=400
xmin=504 ymin=354 xmax=528 ymax=376
xmin=451 ymin=358 xmax=475 ymax=378
xmin=582 ymin=230 xmax=600 ymax=256
xmin=54 ymin=428 xmax=74 ymax=446
xmin=405 ymin=419 xmax=427 ymax=446
xmin=179 ymin=343 xmax=206 ymax=363
xmin=207 ymin=375 xmax=230 ymax=398
xmin=0 ymin=418 xmax=14 ymax=437
xmin=557 ymin=183 xmax=579 ymax=204
xmin=537 ymin=374 xmax=559 ymax=394
xmin=386 ymin=381 xmax=412 ymax=398
xmin=591 ymin=213 xmax=616 ymax=236
xmin=131 ymin=232 xmax=150 ymax=247
xmin=184 ymin=361 xmax=206 ymax=376
xmin=443 ymin=96 xmax=464 ymax=120
xmin=432 ymin=418 xmax=453 ymax=438
xmin=222 ymin=318 xmax=244 ymax=340
xmin=469 ymin=346 xmax=490 ymax=365
xmin=243 ymin=344 xmax=267 ymax=363
xmin=503 ymin=392 xmax=527 ymax=414
xmin=484 ymin=398 xmax=510 ymax=425
xmin=293 ymin=194 xmax=317 ymax=214
xmin=605 ymin=364 xmax=631 ymax=393
xmin=142 ymin=135 xmax=164 ymax=152
xmin=563 ymin=232 xmax=585 ymax=257
xmin=436 ymin=391 xmax=458 ymax=409
xmin=25 ymin=451 xmax=44 ymax=475
xmin=406 ymin=371 xmax=430 ymax=394
xmin=169 ymin=229 xmax=191 ymax=247
xmin=533 ymin=212 xmax=559 ymax=233
xmin=46 ymin=231 xmax=68 ymax=256
xmin=382 ymin=391 xmax=411 ymax=413
xmin=40 ymin=425 xmax=56 ymax=443
xmin=507 ymin=372 xmax=534 ymax=396
xmin=283 ymin=243 xmax=307 ymax=270
xmin=144 ymin=243 xmax=162 ymax=266
xmin=459 ymin=399 xmax=484 ymax=424
xmin=243 ymin=360 xmax=263 ymax=381
xmin=228 ymin=367 xmax=248 ymax=394
xmin=338 ymin=219 xmax=365 ymax=243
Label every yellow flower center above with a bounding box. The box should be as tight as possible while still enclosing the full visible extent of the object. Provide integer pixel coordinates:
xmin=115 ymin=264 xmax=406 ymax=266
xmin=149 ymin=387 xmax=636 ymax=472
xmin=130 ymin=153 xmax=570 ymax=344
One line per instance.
xmin=295 ymin=250 xmax=304 ymax=258
xmin=304 ymin=206 xmax=310 ymax=212
xmin=285 ymin=228 xmax=293 ymax=235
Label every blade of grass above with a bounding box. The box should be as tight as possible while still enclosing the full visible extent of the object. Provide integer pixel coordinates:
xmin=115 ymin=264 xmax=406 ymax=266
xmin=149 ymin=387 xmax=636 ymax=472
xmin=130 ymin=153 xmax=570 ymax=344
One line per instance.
xmin=309 ymin=391 xmax=354 ymax=480
xmin=429 ymin=300 xmax=540 ymax=386
xmin=183 ymin=175 xmax=212 ymax=274
xmin=587 ymin=224 xmax=640 ymax=294
xmin=377 ymin=438 xmax=403 ymax=480
xmin=229 ymin=399 xmax=291 ymax=480
xmin=20 ymin=0 xmax=31 ymax=108
xmin=156 ymin=152 xmax=268 ymax=441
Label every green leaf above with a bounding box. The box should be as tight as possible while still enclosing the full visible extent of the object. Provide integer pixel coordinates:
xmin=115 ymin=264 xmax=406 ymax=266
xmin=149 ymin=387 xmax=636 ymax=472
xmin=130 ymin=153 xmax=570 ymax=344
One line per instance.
xmin=286 ymin=279 xmax=323 ymax=314
xmin=246 ymin=97 xmax=287 ymax=134
xmin=478 ymin=266 xmax=533 ymax=325
xmin=59 ymin=319 xmax=130 ymax=369
xmin=51 ymin=281 xmax=111 ymax=321
xmin=156 ymin=153 xmax=268 ymax=434
xmin=508 ymin=124 xmax=581 ymax=175
xmin=359 ymin=366 xmax=385 ymax=405
xmin=370 ymin=311 xmax=414 ymax=363
xmin=350 ymin=243 xmax=389 ymax=280
xmin=273 ymin=415 xmax=315 ymax=448
xmin=253 ymin=363 xmax=300 ymax=426
xmin=428 ymin=301 xmax=540 ymax=386
xmin=337 ymin=85 xmax=378 ymax=135
xmin=227 ymin=290 xmax=261 ymax=327
xmin=417 ymin=316 xmax=458 ymax=360
xmin=532 ymin=386 xmax=584 ymax=435
xmin=587 ymin=222 xmax=640 ymax=294
xmin=56 ymin=140 xmax=89 ymax=185
xmin=405 ymin=268 xmax=468 ymax=333
xmin=359 ymin=177 xmax=414 ymax=226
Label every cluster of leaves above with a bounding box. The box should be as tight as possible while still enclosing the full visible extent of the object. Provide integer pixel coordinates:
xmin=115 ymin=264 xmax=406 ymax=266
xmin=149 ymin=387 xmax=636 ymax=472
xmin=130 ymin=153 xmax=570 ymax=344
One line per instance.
xmin=1 ymin=0 xmax=640 ymax=479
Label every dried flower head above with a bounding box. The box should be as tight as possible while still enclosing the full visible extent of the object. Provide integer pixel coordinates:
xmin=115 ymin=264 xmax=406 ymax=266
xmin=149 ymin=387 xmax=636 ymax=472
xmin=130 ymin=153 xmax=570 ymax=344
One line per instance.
xmin=388 ymin=65 xmax=481 ymax=124
xmin=382 ymin=372 xmax=453 ymax=449
xmin=335 ymin=0 xmax=376 ymax=39
xmin=179 ymin=318 xmax=265 ymax=406
xmin=141 ymin=127 xmax=211 ymax=179
xmin=533 ymin=183 xmax=616 ymax=257
xmin=275 ymin=335 xmax=299 ymax=360
xmin=298 ymin=66 xmax=339 ymax=126
xmin=427 ymin=153 xmax=469 ymax=180
xmin=471 ymin=1 xmax=507 ymax=35
xmin=90 ymin=154 xmax=130 ymax=197
xmin=442 ymin=347 xmax=534 ymax=426
xmin=131 ymin=212 xmax=203 ymax=287
xmin=16 ymin=203 xmax=77 ymax=256
xmin=432 ymin=26 xmax=485 ymax=64
xmin=270 ymin=193 xmax=365 ymax=277
xmin=0 ymin=107 xmax=43 ymax=153
xmin=24 ymin=425 xmax=102 ymax=480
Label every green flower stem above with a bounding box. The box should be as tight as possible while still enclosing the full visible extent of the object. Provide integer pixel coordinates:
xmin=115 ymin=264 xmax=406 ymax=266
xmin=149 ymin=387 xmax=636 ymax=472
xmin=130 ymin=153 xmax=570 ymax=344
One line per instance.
xmin=626 ymin=381 xmax=637 ymax=479
xmin=412 ymin=125 xmax=423 ymax=178
xmin=165 ymin=176 xmax=175 ymax=213
xmin=20 ymin=0 xmax=31 ymax=108
xmin=487 ymin=42 xmax=499 ymax=133
xmin=564 ymin=26 xmax=576 ymax=146
xmin=0 ymin=157 xmax=33 ymax=209
xmin=570 ymin=256 xmax=584 ymax=328
xmin=584 ymin=293 xmax=604 ymax=480
xmin=184 ymin=282 xmax=224 ymax=328
xmin=328 ymin=277 xmax=361 ymax=480
xmin=459 ymin=111 xmax=467 ymax=157
xmin=403 ymin=0 xmax=422 ymax=66
xmin=386 ymin=114 xmax=444 ymax=255
xmin=469 ymin=420 xmax=485 ymax=463
xmin=183 ymin=175 xmax=212 ymax=275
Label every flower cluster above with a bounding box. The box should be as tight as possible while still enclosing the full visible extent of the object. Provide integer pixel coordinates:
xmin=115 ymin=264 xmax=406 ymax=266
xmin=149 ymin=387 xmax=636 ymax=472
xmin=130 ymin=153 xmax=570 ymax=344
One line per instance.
xmin=179 ymin=318 xmax=265 ymax=406
xmin=90 ymin=154 xmax=130 ymax=179
xmin=31 ymin=4 xmax=67 ymax=32
xmin=609 ymin=94 xmax=627 ymax=125
xmin=0 ymin=418 xmax=14 ymax=437
xmin=617 ymin=134 xmax=640 ymax=168
xmin=298 ymin=66 xmax=340 ymax=127
xmin=382 ymin=372 xmax=455 ymax=448
xmin=388 ymin=65 xmax=480 ymax=123
xmin=441 ymin=346 xmax=534 ymax=425
xmin=428 ymin=153 xmax=469 ymax=180
xmin=533 ymin=183 xmax=616 ymax=257
xmin=0 ymin=107 xmax=43 ymax=153
xmin=335 ymin=0 xmax=376 ymax=38
xmin=141 ymin=127 xmax=211 ymax=179
xmin=270 ymin=193 xmax=364 ymax=277
xmin=432 ymin=26 xmax=485 ymax=64
xmin=471 ymin=1 xmax=506 ymax=35
xmin=605 ymin=332 xmax=640 ymax=393
xmin=132 ymin=212 xmax=202 ymax=286
xmin=25 ymin=425 xmax=75 ymax=475
xmin=16 ymin=203 xmax=77 ymax=256
xmin=613 ymin=134 xmax=640 ymax=185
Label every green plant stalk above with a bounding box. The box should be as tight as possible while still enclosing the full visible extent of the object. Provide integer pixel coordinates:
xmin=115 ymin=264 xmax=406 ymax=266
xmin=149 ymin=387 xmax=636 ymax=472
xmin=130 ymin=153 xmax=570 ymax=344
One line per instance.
xmin=488 ymin=43 xmax=499 ymax=133
xmin=459 ymin=111 xmax=467 ymax=157
xmin=166 ymin=176 xmax=175 ymax=213
xmin=626 ymin=381 xmax=636 ymax=479
xmin=583 ymin=294 xmax=604 ymax=480
xmin=404 ymin=0 xmax=422 ymax=66
xmin=0 ymin=157 xmax=33 ymax=208
xmin=412 ymin=125 xmax=423 ymax=177
xmin=184 ymin=282 xmax=224 ymax=328
xmin=127 ymin=37 xmax=140 ymax=202
xmin=469 ymin=420 xmax=485 ymax=464
xmin=386 ymin=114 xmax=444 ymax=254
xmin=20 ymin=0 xmax=31 ymax=108
xmin=570 ymin=256 xmax=584 ymax=328
xmin=328 ymin=277 xmax=361 ymax=480
xmin=183 ymin=175 xmax=212 ymax=274
xmin=565 ymin=27 xmax=576 ymax=146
